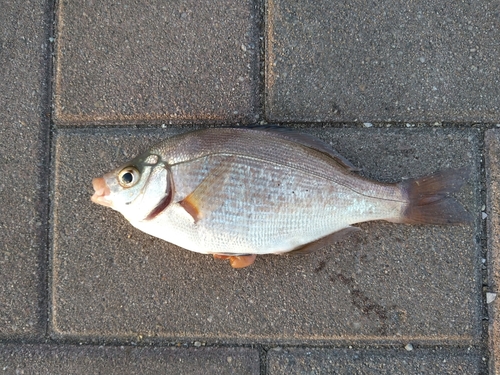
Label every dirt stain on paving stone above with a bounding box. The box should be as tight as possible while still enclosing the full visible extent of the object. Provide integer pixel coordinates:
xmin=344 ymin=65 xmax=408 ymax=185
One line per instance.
xmin=314 ymin=259 xmax=327 ymax=273
xmin=330 ymin=273 xmax=390 ymax=335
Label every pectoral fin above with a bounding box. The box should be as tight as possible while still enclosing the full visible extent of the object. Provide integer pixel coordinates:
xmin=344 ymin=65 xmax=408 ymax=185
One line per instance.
xmin=287 ymin=226 xmax=361 ymax=255
xmin=179 ymin=156 xmax=234 ymax=222
xmin=179 ymin=195 xmax=202 ymax=222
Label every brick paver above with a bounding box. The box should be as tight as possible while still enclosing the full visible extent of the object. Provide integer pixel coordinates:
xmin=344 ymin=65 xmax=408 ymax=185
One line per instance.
xmin=267 ymin=348 xmax=484 ymax=374
xmin=0 ymin=345 xmax=259 ymax=374
xmin=266 ymin=0 xmax=500 ymax=122
xmin=0 ymin=1 xmax=49 ymax=338
xmin=54 ymin=0 xmax=259 ymax=125
xmin=52 ymin=128 xmax=480 ymax=345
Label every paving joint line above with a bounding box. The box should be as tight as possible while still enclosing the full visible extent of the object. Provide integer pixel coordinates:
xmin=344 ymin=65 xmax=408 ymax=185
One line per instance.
xmin=258 ymin=345 xmax=268 ymax=375
xmin=50 ymin=122 xmax=500 ymax=131
xmin=257 ymin=0 xmax=266 ymax=125
xmin=36 ymin=0 xmax=58 ymax=341
xmin=7 ymin=333 xmax=484 ymax=350
xmin=478 ymin=128 xmax=492 ymax=370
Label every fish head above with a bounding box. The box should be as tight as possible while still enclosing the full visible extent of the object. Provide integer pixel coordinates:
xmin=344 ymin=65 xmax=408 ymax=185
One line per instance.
xmin=91 ymin=153 xmax=171 ymax=221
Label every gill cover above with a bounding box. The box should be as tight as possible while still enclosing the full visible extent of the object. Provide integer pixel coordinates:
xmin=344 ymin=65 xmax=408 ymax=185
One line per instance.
xmin=105 ymin=153 xmax=173 ymax=221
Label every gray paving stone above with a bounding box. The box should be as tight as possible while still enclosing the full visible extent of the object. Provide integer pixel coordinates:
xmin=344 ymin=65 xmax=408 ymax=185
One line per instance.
xmin=0 ymin=344 xmax=259 ymax=375
xmin=266 ymin=0 xmax=500 ymax=123
xmin=267 ymin=347 xmax=484 ymax=374
xmin=54 ymin=0 xmax=259 ymax=125
xmin=51 ymin=127 xmax=481 ymax=344
xmin=0 ymin=2 xmax=49 ymax=337
xmin=485 ymin=130 xmax=500 ymax=375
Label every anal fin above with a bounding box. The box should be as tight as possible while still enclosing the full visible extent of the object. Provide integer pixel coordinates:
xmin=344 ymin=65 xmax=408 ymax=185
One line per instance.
xmin=287 ymin=226 xmax=361 ymax=255
xmin=213 ymin=254 xmax=257 ymax=268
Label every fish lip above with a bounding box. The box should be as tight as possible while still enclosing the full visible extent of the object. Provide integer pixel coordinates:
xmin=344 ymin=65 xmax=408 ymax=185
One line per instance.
xmin=91 ymin=177 xmax=113 ymax=207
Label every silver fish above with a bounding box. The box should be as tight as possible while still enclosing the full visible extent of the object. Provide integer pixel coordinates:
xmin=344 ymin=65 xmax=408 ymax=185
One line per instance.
xmin=91 ymin=127 xmax=471 ymax=268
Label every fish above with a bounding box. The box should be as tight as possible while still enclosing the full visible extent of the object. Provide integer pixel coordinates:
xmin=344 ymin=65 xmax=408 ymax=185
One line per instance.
xmin=91 ymin=127 xmax=471 ymax=268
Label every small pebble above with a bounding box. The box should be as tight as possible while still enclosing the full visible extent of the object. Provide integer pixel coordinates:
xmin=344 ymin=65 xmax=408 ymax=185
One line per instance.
xmin=405 ymin=343 xmax=413 ymax=351
xmin=482 ymin=212 xmax=487 ymax=219
xmin=194 ymin=341 xmax=202 ymax=347
xmin=487 ymin=292 xmax=497 ymax=304
xmin=363 ymin=122 xmax=373 ymax=128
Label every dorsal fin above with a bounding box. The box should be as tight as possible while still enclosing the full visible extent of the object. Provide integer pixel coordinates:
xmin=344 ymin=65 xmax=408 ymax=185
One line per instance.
xmin=238 ymin=126 xmax=359 ymax=172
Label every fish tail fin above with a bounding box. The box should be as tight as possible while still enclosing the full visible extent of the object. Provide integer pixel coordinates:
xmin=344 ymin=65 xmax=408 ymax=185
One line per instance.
xmin=398 ymin=168 xmax=472 ymax=225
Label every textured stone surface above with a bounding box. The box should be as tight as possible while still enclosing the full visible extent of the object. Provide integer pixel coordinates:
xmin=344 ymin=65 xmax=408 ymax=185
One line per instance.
xmin=0 ymin=344 xmax=259 ymax=374
xmin=54 ymin=0 xmax=259 ymax=125
xmin=0 ymin=1 xmax=49 ymax=337
xmin=266 ymin=0 xmax=500 ymax=122
xmin=1 ymin=0 xmax=495 ymax=370
xmin=486 ymin=130 xmax=500 ymax=375
xmin=51 ymin=127 xmax=480 ymax=343
xmin=267 ymin=347 xmax=485 ymax=374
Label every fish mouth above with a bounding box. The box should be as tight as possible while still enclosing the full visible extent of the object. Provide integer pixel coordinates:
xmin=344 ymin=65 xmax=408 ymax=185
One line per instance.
xmin=91 ymin=177 xmax=113 ymax=207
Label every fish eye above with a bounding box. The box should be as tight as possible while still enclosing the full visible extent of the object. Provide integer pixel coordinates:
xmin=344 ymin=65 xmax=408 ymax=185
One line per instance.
xmin=118 ymin=167 xmax=140 ymax=188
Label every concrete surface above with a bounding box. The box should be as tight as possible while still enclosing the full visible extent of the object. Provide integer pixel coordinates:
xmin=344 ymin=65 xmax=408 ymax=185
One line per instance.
xmin=0 ymin=0 xmax=498 ymax=373
xmin=267 ymin=347 xmax=484 ymax=374
xmin=54 ymin=0 xmax=259 ymax=125
xmin=486 ymin=130 xmax=500 ymax=375
xmin=0 ymin=345 xmax=259 ymax=374
xmin=266 ymin=0 xmax=500 ymax=123
xmin=0 ymin=1 xmax=49 ymax=339
xmin=52 ymin=128 xmax=480 ymax=345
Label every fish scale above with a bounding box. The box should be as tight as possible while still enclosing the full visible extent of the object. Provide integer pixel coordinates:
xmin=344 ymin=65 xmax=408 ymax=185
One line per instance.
xmin=148 ymin=154 xmax=401 ymax=254
xmin=152 ymin=128 xmax=381 ymax=197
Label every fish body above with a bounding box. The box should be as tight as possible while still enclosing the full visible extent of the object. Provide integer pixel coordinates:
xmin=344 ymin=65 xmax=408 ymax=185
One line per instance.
xmin=91 ymin=127 xmax=470 ymax=268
